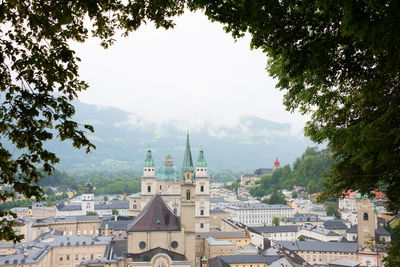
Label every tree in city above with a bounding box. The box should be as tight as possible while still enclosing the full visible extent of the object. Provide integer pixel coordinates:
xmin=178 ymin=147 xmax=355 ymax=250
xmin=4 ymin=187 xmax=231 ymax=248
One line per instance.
xmin=291 ymin=191 xmax=298 ymax=199
xmin=86 ymin=211 xmax=97 ymax=216
xmin=264 ymin=191 xmax=286 ymax=205
xmin=325 ymin=202 xmax=339 ymax=218
xmin=112 ymin=209 xmax=119 ymax=216
xmin=272 ymin=217 xmax=280 ymax=226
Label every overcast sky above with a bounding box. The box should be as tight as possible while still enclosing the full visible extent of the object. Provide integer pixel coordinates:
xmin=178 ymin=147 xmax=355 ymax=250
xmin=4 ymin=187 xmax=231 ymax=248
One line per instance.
xmin=72 ymin=11 xmax=309 ymax=135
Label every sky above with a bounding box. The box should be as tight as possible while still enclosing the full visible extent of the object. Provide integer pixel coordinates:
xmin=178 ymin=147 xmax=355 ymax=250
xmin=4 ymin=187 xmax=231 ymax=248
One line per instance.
xmin=72 ymin=11 xmax=309 ymax=135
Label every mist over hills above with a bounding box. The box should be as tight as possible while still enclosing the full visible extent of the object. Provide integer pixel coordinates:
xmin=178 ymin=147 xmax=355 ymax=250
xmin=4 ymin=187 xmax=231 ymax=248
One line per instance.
xmin=45 ymin=101 xmax=315 ymax=171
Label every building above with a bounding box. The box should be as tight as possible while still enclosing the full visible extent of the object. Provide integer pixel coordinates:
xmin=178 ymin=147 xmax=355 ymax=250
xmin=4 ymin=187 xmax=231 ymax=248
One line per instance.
xmin=280 ymin=213 xmax=324 ymax=226
xmin=128 ymin=133 xmax=210 ymax=232
xmin=297 ymin=223 xmax=341 ymax=242
xmin=208 ymin=255 xmax=293 ymax=267
xmin=226 ymin=203 xmax=293 ymax=226
xmin=323 ymin=220 xmax=349 ymax=235
xmin=55 ymin=184 xmax=129 ymax=217
xmin=240 ymin=168 xmax=274 ymax=189
xmin=0 ymin=235 xmax=112 ymax=267
xmin=249 ymin=226 xmax=299 ymax=241
xmin=209 ymin=209 xmax=229 ymax=231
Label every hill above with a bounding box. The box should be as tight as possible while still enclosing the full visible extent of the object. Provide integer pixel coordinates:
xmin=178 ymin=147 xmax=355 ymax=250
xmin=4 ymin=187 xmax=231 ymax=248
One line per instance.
xmin=250 ymin=147 xmax=333 ymax=197
xmin=39 ymin=101 xmax=315 ymax=171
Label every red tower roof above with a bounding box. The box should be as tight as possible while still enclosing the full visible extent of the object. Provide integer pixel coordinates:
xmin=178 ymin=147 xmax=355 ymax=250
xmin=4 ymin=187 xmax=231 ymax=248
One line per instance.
xmin=274 ymin=157 xmax=280 ymax=168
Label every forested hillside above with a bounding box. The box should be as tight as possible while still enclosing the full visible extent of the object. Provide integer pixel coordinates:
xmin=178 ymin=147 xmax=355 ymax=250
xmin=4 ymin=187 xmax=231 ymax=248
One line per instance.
xmin=250 ymin=147 xmax=333 ymax=197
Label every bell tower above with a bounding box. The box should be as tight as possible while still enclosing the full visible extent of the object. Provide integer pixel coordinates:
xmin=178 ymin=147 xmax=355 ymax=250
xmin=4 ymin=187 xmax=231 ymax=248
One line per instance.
xmin=357 ymin=197 xmax=376 ymax=251
xmin=180 ymin=132 xmax=196 ymax=266
xmin=141 ymin=147 xmax=157 ymax=210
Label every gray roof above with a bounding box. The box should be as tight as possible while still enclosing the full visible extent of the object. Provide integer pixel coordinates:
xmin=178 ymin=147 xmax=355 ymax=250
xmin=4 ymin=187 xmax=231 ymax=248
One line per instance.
xmin=210 ymin=209 xmax=228 ymax=214
xmin=250 ymin=225 xmax=299 ymax=234
xmin=56 ymin=202 xmax=82 ymax=211
xmin=0 ymin=235 xmax=112 ymax=265
xmin=346 ymin=225 xmax=390 ymax=236
xmin=210 ymin=197 xmax=228 ymax=203
xmin=300 ymin=224 xmax=340 ymax=236
xmin=347 ymin=225 xmax=358 ymax=234
xmin=282 ymin=213 xmax=320 ymax=222
xmin=99 ymin=218 xmax=133 ymax=231
xmin=34 ymin=215 xmax=110 ymax=225
xmin=196 ymin=232 xmax=248 ymax=239
xmin=229 ymin=203 xmax=292 ymax=210
xmin=95 ymin=200 xmax=129 ymax=210
xmin=209 ymin=255 xmax=282 ymax=267
xmin=323 ymin=220 xmax=348 ymax=230
xmin=277 ymin=241 xmax=357 ymax=253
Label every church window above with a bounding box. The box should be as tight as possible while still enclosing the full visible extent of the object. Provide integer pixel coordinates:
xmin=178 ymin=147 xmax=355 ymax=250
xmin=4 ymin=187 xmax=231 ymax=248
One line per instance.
xmin=187 ymin=173 xmax=189 ymax=179
xmin=200 ymin=223 xmax=204 ymax=228
xmin=147 ymin=186 xmax=151 ymax=193
xmin=200 ymin=210 xmax=204 ymax=215
xmin=171 ymin=241 xmax=179 ymax=248
xmin=186 ymin=190 xmax=191 ymax=200
xmin=139 ymin=241 xmax=146 ymax=249
xmin=160 ymin=185 xmax=162 ymax=190
xmin=200 ymin=185 xmax=204 ymax=192
xmin=363 ymin=212 xmax=369 ymax=221
xmin=133 ymin=204 xmax=137 ymax=209
xmin=66 ymin=255 xmax=70 ymax=260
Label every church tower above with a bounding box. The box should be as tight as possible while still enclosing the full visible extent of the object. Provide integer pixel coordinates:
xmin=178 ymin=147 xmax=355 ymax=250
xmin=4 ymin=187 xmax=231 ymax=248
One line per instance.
xmin=82 ymin=183 xmax=94 ymax=214
xmin=195 ymin=146 xmax=210 ymax=232
xmin=357 ymin=197 xmax=376 ymax=252
xmin=180 ymin=133 xmax=196 ymax=266
xmin=140 ymin=148 xmax=157 ymax=210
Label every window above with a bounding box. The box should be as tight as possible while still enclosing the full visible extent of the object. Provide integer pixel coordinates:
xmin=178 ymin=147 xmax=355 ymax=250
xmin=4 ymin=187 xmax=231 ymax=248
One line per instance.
xmin=160 ymin=185 xmax=162 ymax=190
xmin=200 ymin=185 xmax=204 ymax=192
xmin=66 ymin=255 xmax=70 ymax=261
xmin=75 ymin=255 xmax=79 ymax=260
xmin=363 ymin=212 xmax=369 ymax=221
xmin=200 ymin=210 xmax=204 ymax=215
xmin=186 ymin=190 xmax=191 ymax=200
xmin=91 ymin=254 xmax=94 ymax=260
xmin=173 ymin=208 xmax=177 ymax=214
xmin=133 ymin=204 xmax=137 ymax=209
xmin=200 ymin=223 xmax=204 ymax=228
xmin=59 ymin=256 xmax=63 ymax=261
xmin=82 ymin=254 xmax=86 ymax=260
xmin=187 ymin=173 xmax=189 ymax=179
xmin=147 ymin=186 xmax=151 ymax=193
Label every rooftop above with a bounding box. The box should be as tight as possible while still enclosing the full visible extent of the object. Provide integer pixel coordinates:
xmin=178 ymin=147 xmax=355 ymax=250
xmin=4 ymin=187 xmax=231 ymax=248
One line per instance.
xmin=228 ymin=203 xmax=292 ymax=210
xmin=127 ymin=194 xmax=180 ymax=232
xmin=94 ymin=200 xmax=129 ymax=210
xmin=277 ymin=241 xmax=357 ymax=253
xmin=196 ymin=232 xmax=248 ymax=239
xmin=250 ymin=225 xmax=299 ymax=234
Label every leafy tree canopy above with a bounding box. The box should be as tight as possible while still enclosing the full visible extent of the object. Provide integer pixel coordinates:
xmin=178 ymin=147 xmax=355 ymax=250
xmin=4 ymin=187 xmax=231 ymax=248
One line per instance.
xmin=0 ymin=0 xmax=186 ymax=242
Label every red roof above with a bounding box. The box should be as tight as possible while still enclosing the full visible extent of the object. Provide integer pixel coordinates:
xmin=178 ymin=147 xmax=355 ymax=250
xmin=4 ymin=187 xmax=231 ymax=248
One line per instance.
xmin=274 ymin=157 xmax=280 ymax=168
xmin=127 ymin=194 xmax=180 ymax=232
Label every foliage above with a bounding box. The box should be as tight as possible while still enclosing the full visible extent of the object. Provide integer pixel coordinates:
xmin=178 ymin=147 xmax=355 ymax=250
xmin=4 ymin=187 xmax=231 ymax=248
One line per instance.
xmin=298 ymin=235 xmax=306 ymax=241
xmin=291 ymin=191 xmax=298 ymax=199
xmin=250 ymin=147 xmax=332 ymax=197
xmin=225 ymin=178 xmax=240 ymax=193
xmin=325 ymin=202 xmax=339 ymax=218
xmin=0 ymin=193 xmax=68 ymax=210
xmin=272 ymin=217 xmax=280 ymax=226
xmin=104 ymin=196 xmax=108 ymax=201
xmin=86 ymin=211 xmax=97 ymax=216
xmin=264 ymin=191 xmax=286 ymax=205
xmin=112 ymin=209 xmax=119 ymax=216
xmin=192 ymin=2 xmax=400 ymax=263
xmin=1 ymin=0 xmax=187 ymax=243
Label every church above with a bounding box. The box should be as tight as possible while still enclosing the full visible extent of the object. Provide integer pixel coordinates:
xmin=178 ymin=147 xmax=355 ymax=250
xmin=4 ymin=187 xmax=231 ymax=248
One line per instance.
xmin=128 ymin=133 xmax=211 ymax=233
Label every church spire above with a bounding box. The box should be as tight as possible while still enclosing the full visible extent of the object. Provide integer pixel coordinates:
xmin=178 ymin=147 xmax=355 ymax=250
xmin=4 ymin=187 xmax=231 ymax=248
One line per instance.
xmin=181 ymin=132 xmax=194 ymax=172
xmin=196 ymin=145 xmax=207 ymax=167
xmin=144 ymin=148 xmax=155 ymax=167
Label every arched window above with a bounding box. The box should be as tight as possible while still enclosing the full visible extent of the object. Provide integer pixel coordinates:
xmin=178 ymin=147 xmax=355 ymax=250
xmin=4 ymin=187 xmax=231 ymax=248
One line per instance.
xmin=147 ymin=186 xmax=151 ymax=193
xmin=363 ymin=212 xmax=369 ymax=221
xmin=186 ymin=190 xmax=191 ymax=200
xmin=200 ymin=185 xmax=204 ymax=192
xmin=187 ymin=173 xmax=189 ymax=179
xmin=160 ymin=185 xmax=162 ymax=190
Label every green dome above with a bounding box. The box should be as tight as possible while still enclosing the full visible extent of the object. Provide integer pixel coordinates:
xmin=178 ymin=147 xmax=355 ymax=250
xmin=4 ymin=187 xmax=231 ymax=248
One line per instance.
xmin=196 ymin=148 xmax=207 ymax=167
xmin=157 ymin=165 xmax=181 ymax=180
xmin=157 ymin=154 xmax=181 ymax=180
xmin=144 ymin=149 xmax=155 ymax=167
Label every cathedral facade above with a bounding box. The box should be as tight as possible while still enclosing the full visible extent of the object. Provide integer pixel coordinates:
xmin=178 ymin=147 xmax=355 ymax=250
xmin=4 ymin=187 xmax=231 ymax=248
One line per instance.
xmin=128 ymin=133 xmax=210 ymax=232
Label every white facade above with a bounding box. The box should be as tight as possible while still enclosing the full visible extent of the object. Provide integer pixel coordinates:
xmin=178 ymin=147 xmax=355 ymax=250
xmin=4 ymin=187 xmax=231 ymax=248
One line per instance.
xmin=226 ymin=203 xmax=294 ymax=226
